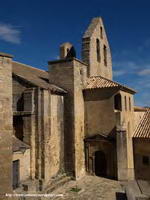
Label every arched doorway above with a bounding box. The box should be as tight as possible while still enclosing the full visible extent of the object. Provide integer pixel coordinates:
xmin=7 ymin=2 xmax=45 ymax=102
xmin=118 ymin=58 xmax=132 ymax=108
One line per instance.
xmin=95 ymin=151 xmax=107 ymax=177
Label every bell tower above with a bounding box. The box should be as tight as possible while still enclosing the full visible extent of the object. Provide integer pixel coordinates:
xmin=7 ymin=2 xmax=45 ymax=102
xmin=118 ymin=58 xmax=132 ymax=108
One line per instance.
xmin=82 ymin=17 xmax=112 ymax=80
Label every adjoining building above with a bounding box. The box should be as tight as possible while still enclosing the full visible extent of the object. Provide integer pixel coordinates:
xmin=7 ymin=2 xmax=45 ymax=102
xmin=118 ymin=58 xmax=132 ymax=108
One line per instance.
xmin=133 ymin=107 xmax=150 ymax=180
xmin=0 ymin=17 xmax=149 ymax=195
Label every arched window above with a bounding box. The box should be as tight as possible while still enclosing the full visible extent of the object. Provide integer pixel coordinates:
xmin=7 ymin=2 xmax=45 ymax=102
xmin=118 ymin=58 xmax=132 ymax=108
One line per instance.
xmin=103 ymin=45 xmax=107 ymax=66
xmin=114 ymin=93 xmax=122 ymax=111
xmin=96 ymin=39 xmax=100 ymax=62
xmin=100 ymin=26 xmax=103 ymax=39
xmin=124 ymin=96 xmax=127 ymax=111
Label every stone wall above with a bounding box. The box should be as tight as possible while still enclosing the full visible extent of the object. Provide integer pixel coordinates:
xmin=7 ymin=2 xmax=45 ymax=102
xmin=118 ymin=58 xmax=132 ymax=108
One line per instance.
xmin=49 ymin=58 xmax=87 ymax=179
xmin=13 ymin=77 xmax=37 ymax=181
xmin=43 ymin=92 xmax=64 ymax=184
xmin=49 ymin=60 xmax=75 ymax=175
xmin=73 ymin=60 xmax=86 ymax=179
xmin=133 ymin=109 xmax=150 ymax=180
xmin=84 ymin=87 xmax=135 ymax=181
xmin=13 ymin=149 xmax=30 ymax=182
xmin=116 ymin=91 xmax=135 ymax=180
xmin=0 ymin=54 xmax=13 ymax=194
xmin=84 ymin=88 xmax=116 ymax=137
xmin=12 ymin=74 xmax=65 ymax=187
xmin=133 ymin=138 xmax=150 ymax=180
xmin=85 ymin=140 xmax=117 ymax=178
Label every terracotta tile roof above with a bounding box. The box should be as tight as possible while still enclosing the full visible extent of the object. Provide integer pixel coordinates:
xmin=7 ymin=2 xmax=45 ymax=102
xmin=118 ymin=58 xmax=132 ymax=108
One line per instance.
xmin=12 ymin=61 xmax=67 ymax=94
xmin=134 ymin=106 xmax=147 ymax=112
xmin=133 ymin=108 xmax=150 ymax=138
xmin=84 ymin=76 xmax=136 ymax=94
xmin=0 ymin=52 xmax=13 ymax=58
xmin=13 ymin=136 xmax=30 ymax=152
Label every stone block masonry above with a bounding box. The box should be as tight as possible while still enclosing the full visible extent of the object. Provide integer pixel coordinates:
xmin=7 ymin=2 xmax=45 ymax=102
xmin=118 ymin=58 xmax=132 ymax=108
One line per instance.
xmin=0 ymin=53 xmax=13 ymax=195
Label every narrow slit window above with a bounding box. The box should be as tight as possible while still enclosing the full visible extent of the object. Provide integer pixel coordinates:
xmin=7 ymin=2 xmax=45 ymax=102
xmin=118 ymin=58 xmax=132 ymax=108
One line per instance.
xmin=96 ymin=39 xmax=100 ymax=62
xmin=100 ymin=26 xmax=103 ymax=39
xmin=129 ymin=97 xmax=131 ymax=111
xmin=103 ymin=45 xmax=107 ymax=66
xmin=124 ymin=96 xmax=127 ymax=111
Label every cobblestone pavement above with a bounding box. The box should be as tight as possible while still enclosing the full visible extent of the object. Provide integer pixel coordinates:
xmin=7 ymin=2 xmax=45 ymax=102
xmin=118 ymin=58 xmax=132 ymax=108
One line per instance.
xmin=46 ymin=175 xmax=126 ymax=200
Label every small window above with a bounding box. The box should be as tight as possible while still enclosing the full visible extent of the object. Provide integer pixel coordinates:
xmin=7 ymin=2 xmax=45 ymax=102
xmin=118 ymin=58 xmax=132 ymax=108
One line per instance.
xmin=80 ymin=69 xmax=83 ymax=76
xmin=129 ymin=97 xmax=131 ymax=111
xmin=100 ymin=26 xmax=103 ymax=39
xmin=114 ymin=94 xmax=122 ymax=111
xmin=103 ymin=45 xmax=107 ymax=66
xmin=143 ymin=156 xmax=149 ymax=166
xmin=124 ymin=96 xmax=127 ymax=111
xmin=96 ymin=39 xmax=100 ymax=62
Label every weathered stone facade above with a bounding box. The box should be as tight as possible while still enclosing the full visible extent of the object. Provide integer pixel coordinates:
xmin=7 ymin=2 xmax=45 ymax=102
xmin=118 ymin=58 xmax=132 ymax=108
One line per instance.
xmin=0 ymin=17 xmax=149 ymax=196
xmin=49 ymin=58 xmax=86 ymax=179
xmin=0 ymin=53 xmax=13 ymax=195
xmin=82 ymin=17 xmax=112 ymax=79
xmin=133 ymin=107 xmax=150 ymax=180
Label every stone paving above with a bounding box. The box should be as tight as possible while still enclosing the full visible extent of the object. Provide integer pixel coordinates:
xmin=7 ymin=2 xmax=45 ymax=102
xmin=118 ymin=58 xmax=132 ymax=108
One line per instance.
xmin=46 ymin=175 xmax=126 ymax=200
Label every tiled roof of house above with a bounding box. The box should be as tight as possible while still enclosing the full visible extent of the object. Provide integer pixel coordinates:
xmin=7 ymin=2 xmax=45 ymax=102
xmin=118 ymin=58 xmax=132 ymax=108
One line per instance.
xmin=0 ymin=52 xmax=13 ymax=58
xmin=134 ymin=106 xmax=147 ymax=112
xmin=13 ymin=136 xmax=30 ymax=152
xmin=133 ymin=108 xmax=150 ymax=138
xmin=84 ymin=76 xmax=136 ymax=94
xmin=12 ymin=61 xmax=66 ymax=94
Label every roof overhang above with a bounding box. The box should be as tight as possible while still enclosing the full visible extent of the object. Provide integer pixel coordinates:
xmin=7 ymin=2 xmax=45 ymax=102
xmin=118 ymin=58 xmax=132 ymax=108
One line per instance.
xmin=84 ymin=76 xmax=136 ymax=95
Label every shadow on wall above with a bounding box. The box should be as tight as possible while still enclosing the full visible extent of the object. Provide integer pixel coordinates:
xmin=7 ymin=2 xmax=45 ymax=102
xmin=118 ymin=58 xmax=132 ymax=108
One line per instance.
xmin=66 ymin=46 xmax=76 ymax=58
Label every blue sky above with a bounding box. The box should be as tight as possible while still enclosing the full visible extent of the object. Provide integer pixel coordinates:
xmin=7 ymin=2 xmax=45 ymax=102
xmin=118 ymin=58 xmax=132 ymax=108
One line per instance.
xmin=0 ymin=0 xmax=150 ymax=106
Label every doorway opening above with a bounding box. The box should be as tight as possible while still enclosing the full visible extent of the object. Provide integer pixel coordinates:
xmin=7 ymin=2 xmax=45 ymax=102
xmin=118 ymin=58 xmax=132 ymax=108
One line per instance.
xmin=13 ymin=160 xmax=20 ymax=189
xmin=95 ymin=151 xmax=107 ymax=177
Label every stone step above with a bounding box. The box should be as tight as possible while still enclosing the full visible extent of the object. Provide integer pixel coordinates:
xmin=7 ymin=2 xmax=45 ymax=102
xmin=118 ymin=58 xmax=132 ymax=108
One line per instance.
xmin=46 ymin=176 xmax=72 ymax=193
xmin=125 ymin=180 xmax=149 ymax=200
xmin=137 ymin=180 xmax=150 ymax=196
xmin=49 ymin=173 xmax=68 ymax=185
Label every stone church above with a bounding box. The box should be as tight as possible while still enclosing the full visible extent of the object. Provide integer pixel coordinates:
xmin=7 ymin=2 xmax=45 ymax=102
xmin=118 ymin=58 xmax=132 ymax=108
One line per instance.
xmin=0 ymin=17 xmax=150 ymax=195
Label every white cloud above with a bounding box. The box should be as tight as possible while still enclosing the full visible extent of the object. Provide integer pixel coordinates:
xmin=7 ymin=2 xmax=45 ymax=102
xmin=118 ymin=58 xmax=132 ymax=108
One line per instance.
xmin=138 ymin=68 xmax=150 ymax=76
xmin=0 ymin=23 xmax=21 ymax=44
xmin=113 ymin=70 xmax=126 ymax=77
xmin=114 ymin=60 xmax=140 ymax=70
xmin=135 ymin=92 xmax=150 ymax=107
xmin=114 ymin=59 xmax=150 ymax=77
xmin=113 ymin=60 xmax=141 ymax=77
